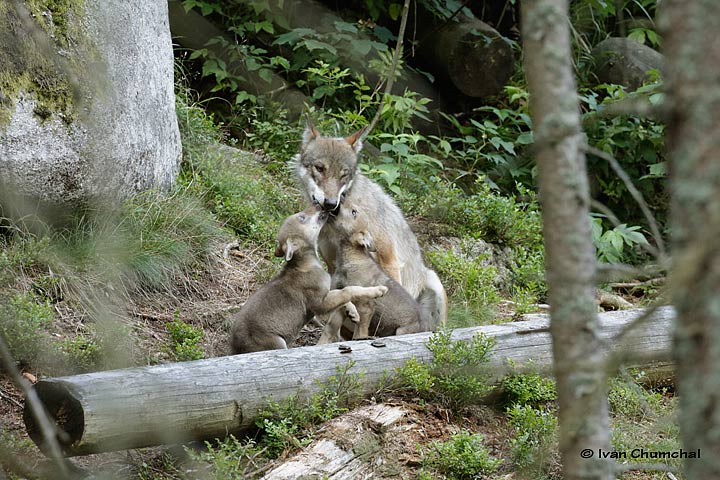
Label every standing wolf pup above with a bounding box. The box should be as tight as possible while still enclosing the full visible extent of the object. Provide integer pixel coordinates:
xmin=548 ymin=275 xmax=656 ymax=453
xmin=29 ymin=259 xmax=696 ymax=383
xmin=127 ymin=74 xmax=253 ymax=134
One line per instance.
xmin=230 ymin=205 xmax=387 ymax=354
xmin=293 ymin=116 xmax=448 ymax=331
xmin=318 ymin=202 xmax=431 ymax=344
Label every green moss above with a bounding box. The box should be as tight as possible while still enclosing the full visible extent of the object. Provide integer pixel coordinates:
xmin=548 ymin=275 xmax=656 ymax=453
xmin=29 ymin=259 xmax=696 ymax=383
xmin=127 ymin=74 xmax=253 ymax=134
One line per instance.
xmin=0 ymin=0 xmax=87 ymax=125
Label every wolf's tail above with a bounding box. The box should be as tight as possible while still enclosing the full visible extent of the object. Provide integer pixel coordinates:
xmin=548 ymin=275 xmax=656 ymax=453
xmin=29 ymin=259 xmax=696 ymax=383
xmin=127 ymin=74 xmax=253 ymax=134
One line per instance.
xmin=417 ymin=268 xmax=448 ymax=330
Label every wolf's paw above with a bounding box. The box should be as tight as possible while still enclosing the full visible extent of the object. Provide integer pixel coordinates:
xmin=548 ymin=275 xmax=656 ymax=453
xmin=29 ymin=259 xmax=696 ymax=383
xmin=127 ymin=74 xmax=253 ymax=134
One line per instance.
xmin=344 ymin=303 xmax=359 ymax=323
xmin=369 ymin=285 xmax=389 ymax=298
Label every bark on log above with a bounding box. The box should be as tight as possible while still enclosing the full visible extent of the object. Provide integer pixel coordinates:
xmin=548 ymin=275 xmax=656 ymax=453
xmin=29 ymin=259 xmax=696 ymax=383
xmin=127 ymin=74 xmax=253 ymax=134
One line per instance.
xmin=413 ymin=15 xmax=515 ymax=99
xmin=24 ymin=307 xmax=674 ymax=456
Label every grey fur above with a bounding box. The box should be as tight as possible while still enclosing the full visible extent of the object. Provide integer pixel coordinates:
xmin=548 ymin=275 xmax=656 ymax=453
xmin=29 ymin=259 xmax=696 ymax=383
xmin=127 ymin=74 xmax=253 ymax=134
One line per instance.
xmin=318 ymin=204 xmax=431 ymax=344
xmin=230 ymin=206 xmax=387 ymax=354
xmin=293 ymin=117 xmax=448 ymax=330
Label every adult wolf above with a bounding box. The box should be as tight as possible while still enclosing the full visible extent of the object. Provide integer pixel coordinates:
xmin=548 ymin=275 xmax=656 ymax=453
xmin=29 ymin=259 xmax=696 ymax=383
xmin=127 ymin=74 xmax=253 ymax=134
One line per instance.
xmin=293 ymin=116 xmax=447 ymax=329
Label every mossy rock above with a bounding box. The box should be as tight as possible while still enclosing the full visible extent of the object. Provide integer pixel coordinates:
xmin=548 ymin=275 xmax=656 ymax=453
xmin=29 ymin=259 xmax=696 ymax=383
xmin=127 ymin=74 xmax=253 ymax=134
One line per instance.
xmin=0 ymin=0 xmax=181 ymax=217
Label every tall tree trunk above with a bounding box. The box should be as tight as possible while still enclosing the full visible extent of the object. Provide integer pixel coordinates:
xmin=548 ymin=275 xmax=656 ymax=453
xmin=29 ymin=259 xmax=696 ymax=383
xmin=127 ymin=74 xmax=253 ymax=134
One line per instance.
xmin=521 ymin=1 xmax=612 ymax=479
xmin=662 ymin=1 xmax=720 ymax=477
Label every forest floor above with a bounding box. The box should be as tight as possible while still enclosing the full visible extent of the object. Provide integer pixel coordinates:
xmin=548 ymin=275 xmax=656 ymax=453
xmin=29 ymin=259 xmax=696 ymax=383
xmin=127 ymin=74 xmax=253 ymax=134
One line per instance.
xmin=0 ymin=224 xmax=679 ymax=479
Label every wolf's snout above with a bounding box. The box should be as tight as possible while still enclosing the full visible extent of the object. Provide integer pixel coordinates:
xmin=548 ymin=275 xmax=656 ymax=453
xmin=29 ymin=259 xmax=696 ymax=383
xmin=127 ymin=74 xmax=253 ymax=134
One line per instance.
xmin=322 ymin=197 xmax=338 ymax=210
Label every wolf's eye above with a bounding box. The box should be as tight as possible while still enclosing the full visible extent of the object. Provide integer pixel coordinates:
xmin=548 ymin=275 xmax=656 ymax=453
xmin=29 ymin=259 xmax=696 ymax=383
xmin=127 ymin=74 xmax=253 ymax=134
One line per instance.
xmin=351 ymin=209 xmax=358 ymax=218
xmin=298 ymin=213 xmax=307 ymax=222
xmin=314 ymin=164 xmax=325 ymax=174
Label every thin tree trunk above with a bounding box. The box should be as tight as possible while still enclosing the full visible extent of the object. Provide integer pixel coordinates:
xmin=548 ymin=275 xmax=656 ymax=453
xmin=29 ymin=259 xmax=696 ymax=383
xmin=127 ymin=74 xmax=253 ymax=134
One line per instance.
xmin=662 ymin=1 xmax=720 ymax=477
xmin=521 ymin=1 xmax=613 ymax=479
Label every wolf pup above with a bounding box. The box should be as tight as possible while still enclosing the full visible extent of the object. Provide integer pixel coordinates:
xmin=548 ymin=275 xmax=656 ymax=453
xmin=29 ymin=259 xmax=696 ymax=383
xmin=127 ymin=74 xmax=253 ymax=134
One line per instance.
xmin=230 ymin=206 xmax=388 ymax=354
xmin=318 ymin=202 xmax=431 ymax=344
xmin=293 ymin=116 xmax=448 ymax=328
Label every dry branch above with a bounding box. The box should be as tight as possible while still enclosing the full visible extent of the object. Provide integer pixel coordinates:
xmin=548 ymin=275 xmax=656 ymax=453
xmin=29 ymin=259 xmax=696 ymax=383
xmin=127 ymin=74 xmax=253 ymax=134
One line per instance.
xmin=24 ymin=307 xmax=674 ymax=457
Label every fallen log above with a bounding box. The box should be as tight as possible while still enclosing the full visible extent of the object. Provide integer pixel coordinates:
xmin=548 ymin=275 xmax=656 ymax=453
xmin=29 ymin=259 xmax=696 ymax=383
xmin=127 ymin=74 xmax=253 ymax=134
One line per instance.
xmin=24 ymin=307 xmax=674 ymax=456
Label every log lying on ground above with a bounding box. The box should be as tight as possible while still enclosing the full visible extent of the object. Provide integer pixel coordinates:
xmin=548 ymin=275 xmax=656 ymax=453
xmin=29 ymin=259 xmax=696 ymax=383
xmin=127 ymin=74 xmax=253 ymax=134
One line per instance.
xmin=24 ymin=307 xmax=674 ymax=456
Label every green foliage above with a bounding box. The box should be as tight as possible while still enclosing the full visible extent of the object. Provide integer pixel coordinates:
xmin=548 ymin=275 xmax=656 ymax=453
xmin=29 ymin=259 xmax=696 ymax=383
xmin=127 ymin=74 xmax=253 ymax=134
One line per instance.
xmin=0 ymin=291 xmax=54 ymax=367
xmin=122 ymin=189 xmax=226 ymax=290
xmin=507 ymin=405 xmax=558 ymax=477
xmin=427 ymin=248 xmax=500 ymax=327
xmin=581 ymin=82 xmax=667 ymax=229
xmin=608 ymin=375 xmax=663 ymax=420
xmin=571 ymin=0 xmax=660 ymax=50
xmin=61 ymin=335 xmax=101 ymax=372
xmin=590 ymin=215 xmax=649 ymax=263
xmin=435 ymin=93 xmax=533 ymax=188
xmin=187 ymin=435 xmax=267 ymax=480
xmin=177 ymin=94 xmax=301 ymax=247
xmin=420 ymin=430 xmax=502 ymax=480
xmin=502 ymin=373 xmax=556 ymax=409
xmin=166 ymin=313 xmax=205 ymax=361
xmin=394 ymin=329 xmax=495 ymax=412
xmin=256 ymin=361 xmax=363 ymax=457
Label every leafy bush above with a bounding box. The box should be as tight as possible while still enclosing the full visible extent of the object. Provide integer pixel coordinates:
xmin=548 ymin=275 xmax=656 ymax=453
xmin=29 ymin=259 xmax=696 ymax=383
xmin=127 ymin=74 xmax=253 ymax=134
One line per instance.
xmin=187 ymin=435 xmax=267 ymax=480
xmin=427 ymin=248 xmax=500 ymax=324
xmin=166 ymin=314 xmax=205 ymax=361
xmin=502 ymin=373 xmax=556 ymax=409
xmin=256 ymin=361 xmax=363 ymax=457
xmin=0 ymin=291 xmax=54 ymax=367
xmin=61 ymin=335 xmax=102 ymax=373
xmin=420 ymin=430 xmax=502 ymax=480
xmin=507 ymin=405 xmax=558 ymax=477
xmin=608 ymin=375 xmax=663 ymax=420
xmin=590 ymin=216 xmax=649 ymax=264
xmin=394 ymin=329 xmax=495 ymax=412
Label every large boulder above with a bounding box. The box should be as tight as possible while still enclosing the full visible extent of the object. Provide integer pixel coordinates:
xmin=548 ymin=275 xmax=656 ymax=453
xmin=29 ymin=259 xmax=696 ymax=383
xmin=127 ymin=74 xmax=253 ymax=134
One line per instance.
xmin=0 ymin=0 xmax=181 ymax=213
xmin=591 ymin=37 xmax=665 ymax=90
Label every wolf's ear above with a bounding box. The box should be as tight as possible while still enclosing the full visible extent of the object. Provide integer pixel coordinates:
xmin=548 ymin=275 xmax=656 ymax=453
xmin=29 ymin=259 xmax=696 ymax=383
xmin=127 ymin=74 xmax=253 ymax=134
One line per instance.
xmin=344 ymin=126 xmax=365 ymax=153
xmin=352 ymin=231 xmax=375 ymax=252
xmin=283 ymin=239 xmax=296 ymax=262
xmin=303 ymin=114 xmax=321 ymax=146
xmin=274 ymin=239 xmax=295 ymax=261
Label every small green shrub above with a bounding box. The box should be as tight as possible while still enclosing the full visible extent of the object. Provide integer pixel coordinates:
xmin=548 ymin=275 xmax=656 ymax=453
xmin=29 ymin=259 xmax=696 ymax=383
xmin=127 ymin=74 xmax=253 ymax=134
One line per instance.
xmin=502 ymin=373 xmax=556 ymax=409
xmin=0 ymin=291 xmax=54 ymax=367
xmin=394 ymin=329 xmax=495 ymax=412
xmin=256 ymin=361 xmax=363 ymax=457
xmin=420 ymin=430 xmax=502 ymax=480
xmin=166 ymin=314 xmax=205 ymax=361
xmin=427 ymin=249 xmax=500 ymax=309
xmin=62 ymin=335 xmax=101 ymax=373
xmin=187 ymin=435 xmax=267 ymax=480
xmin=507 ymin=405 xmax=557 ymax=477
xmin=590 ymin=216 xmax=649 ymax=264
xmin=608 ymin=375 xmax=663 ymax=420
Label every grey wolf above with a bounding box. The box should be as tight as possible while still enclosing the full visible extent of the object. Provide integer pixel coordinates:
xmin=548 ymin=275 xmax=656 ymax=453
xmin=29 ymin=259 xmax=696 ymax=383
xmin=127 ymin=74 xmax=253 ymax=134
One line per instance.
xmin=318 ymin=202 xmax=431 ymax=344
xmin=230 ymin=206 xmax=388 ymax=354
xmin=293 ymin=116 xmax=447 ymax=331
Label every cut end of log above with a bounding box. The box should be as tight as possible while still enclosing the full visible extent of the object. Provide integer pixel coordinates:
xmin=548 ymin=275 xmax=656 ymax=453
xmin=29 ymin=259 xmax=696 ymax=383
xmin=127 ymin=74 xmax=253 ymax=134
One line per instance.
xmin=23 ymin=381 xmax=84 ymax=456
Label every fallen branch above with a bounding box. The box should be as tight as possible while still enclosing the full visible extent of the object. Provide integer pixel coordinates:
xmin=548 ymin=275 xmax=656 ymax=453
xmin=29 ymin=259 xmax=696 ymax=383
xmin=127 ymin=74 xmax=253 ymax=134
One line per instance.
xmin=24 ymin=307 xmax=674 ymax=456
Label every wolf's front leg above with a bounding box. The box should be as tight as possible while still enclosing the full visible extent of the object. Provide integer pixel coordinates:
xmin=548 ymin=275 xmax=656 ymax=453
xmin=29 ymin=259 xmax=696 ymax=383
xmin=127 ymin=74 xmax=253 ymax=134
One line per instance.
xmin=317 ymin=303 xmax=357 ymax=344
xmin=351 ymin=299 xmax=375 ymax=340
xmin=321 ymin=285 xmax=387 ymax=313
